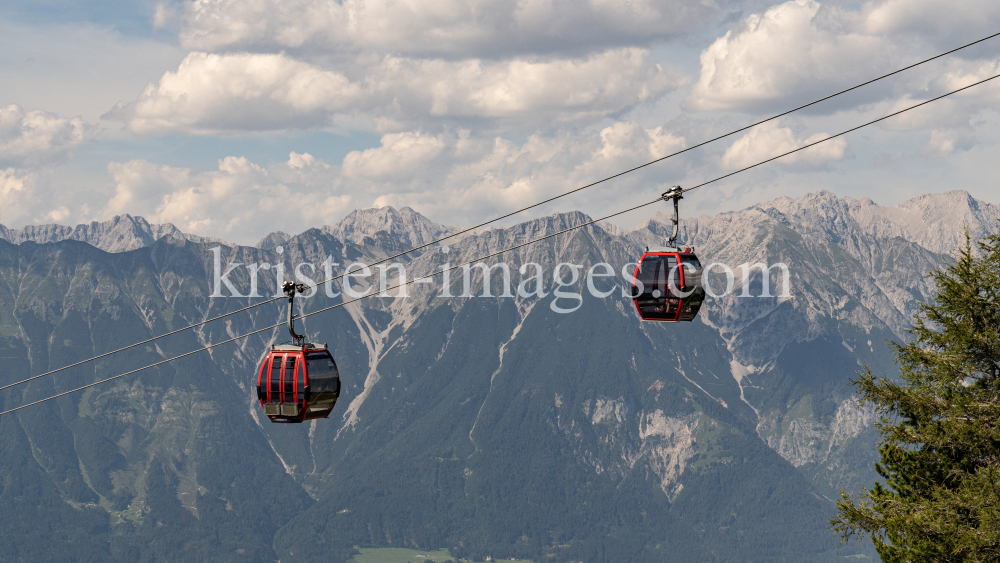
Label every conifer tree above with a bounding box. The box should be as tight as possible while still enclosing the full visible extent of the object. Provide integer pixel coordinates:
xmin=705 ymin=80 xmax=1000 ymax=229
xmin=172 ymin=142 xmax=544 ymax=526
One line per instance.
xmin=832 ymin=230 xmax=1000 ymax=561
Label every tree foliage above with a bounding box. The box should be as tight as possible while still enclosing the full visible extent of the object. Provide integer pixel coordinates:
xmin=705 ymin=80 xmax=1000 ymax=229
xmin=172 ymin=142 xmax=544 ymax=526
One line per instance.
xmin=832 ymin=230 xmax=1000 ymax=562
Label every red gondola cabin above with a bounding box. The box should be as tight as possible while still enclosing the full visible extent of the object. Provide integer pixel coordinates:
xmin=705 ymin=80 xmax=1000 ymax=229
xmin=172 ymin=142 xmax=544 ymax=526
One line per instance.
xmin=256 ymin=344 xmax=341 ymax=423
xmin=631 ymin=247 xmax=706 ymax=322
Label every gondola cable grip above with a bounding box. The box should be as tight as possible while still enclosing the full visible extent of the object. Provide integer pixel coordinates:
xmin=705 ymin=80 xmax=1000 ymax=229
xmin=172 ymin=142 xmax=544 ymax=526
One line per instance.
xmin=282 ymin=281 xmax=308 ymax=347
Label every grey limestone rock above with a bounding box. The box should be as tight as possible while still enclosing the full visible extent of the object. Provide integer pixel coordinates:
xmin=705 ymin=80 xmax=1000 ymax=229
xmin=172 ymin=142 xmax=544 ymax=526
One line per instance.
xmin=0 ymin=214 xmax=225 ymax=253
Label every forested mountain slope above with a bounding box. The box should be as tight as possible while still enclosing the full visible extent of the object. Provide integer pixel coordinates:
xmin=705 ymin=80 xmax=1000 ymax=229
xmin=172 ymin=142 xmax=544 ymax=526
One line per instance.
xmin=0 ymin=190 xmax=995 ymax=562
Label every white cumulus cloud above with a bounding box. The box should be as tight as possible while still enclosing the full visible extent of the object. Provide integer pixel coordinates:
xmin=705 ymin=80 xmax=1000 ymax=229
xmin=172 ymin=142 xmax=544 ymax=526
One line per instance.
xmin=342 ymin=122 xmax=691 ymax=223
xmin=177 ymin=0 xmax=731 ymax=58
xmin=879 ymin=60 xmax=1000 ymax=132
xmin=686 ymin=0 xmax=1000 ymax=116
xmin=687 ymin=0 xmax=897 ymax=113
xmin=924 ymin=129 xmax=976 ymax=156
xmin=375 ymin=48 xmax=675 ymax=126
xmin=582 ymin=122 xmax=686 ymax=176
xmin=0 ymin=105 xmax=90 ymax=167
xmin=108 ymin=48 xmax=678 ymax=134
xmin=0 ymin=168 xmax=41 ymax=225
xmin=865 ymin=0 xmax=1000 ymax=49
xmin=105 ymin=152 xmax=351 ymax=241
xmin=721 ymin=121 xmax=849 ymax=170
xmin=342 ymin=132 xmax=447 ymax=179
xmin=104 ymin=52 xmax=366 ymax=135
xmin=89 ymin=121 xmax=689 ymax=242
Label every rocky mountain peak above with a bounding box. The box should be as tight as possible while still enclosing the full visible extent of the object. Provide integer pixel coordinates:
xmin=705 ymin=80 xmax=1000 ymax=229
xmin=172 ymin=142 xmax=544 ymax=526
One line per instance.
xmin=0 ymin=214 xmax=223 ymax=253
xmin=321 ymin=205 xmax=454 ymax=248
xmin=256 ymin=231 xmax=291 ymax=249
xmin=638 ymin=190 xmax=999 ymax=255
xmin=880 ymin=190 xmax=999 ymax=253
xmin=754 ymin=190 xmax=999 ymax=252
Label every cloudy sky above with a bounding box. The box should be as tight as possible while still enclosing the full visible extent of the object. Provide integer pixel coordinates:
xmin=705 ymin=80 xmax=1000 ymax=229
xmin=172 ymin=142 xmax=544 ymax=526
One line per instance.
xmin=1 ymin=0 xmax=999 ymax=244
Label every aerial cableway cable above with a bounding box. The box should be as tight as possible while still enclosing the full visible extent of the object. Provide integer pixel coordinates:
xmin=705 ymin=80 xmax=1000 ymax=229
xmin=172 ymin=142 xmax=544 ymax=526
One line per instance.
xmin=1 ymin=200 xmax=658 ymax=417
xmin=4 ymin=70 xmax=1000 ymax=416
xmin=1 ymin=31 xmax=995 ymax=396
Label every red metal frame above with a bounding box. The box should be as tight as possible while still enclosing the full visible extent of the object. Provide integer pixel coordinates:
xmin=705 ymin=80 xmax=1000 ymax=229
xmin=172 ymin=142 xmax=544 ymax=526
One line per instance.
xmin=256 ymin=359 xmax=268 ymax=401
xmin=258 ymin=349 xmax=309 ymax=422
xmin=301 ymin=356 xmax=309 ymax=406
xmin=278 ymin=355 xmax=286 ymax=403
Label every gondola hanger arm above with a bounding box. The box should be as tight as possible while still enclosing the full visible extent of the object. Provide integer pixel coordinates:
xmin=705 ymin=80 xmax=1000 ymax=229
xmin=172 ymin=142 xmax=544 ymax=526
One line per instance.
xmin=283 ymin=281 xmax=308 ymax=346
xmin=661 ymin=186 xmax=683 ymax=248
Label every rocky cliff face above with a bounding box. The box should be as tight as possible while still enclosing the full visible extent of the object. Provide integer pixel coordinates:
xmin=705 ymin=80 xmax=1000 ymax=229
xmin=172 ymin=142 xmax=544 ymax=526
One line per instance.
xmin=0 ymin=190 xmax=995 ymax=562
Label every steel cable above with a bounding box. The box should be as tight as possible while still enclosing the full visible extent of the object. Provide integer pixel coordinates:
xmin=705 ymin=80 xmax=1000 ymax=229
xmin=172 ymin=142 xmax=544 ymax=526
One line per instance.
xmin=4 ymin=69 xmax=1000 ymax=415
xmin=2 ymin=32 xmax=998 ymax=398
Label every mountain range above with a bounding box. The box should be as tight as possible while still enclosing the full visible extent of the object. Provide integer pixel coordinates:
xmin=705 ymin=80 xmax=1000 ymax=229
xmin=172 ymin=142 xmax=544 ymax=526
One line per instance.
xmin=0 ymin=190 xmax=996 ymax=562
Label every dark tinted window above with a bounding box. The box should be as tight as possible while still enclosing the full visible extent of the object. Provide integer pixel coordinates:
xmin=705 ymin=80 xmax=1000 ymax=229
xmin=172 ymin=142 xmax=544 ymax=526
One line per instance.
xmin=681 ymin=255 xmax=701 ymax=271
xmin=269 ymin=356 xmax=281 ymax=399
xmin=680 ymin=255 xmax=702 ymax=290
xmin=637 ymin=297 xmax=681 ymax=321
xmin=283 ymin=356 xmax=296 ymax=401
xmin=678 ymin=287 xmax=706 ymax=321
xmin=306 ymin=354 xmax=337 ymax=377
xmin=256 ymin=361 xmax=268 ymax=400
xmin=306 ymin=352 xmax=340 ymax=394
xmin=636 ymin=256 xmax=658 ymax=288
xmin=636 ymin=255 xmax=678 ymax=297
